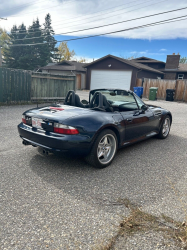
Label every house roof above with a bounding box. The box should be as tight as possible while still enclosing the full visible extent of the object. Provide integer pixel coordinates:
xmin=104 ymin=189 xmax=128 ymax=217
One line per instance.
xmin=131 ymin=59 xmax=165 ymax=64
xmin=84 ymin=54 xmax=164 ymax=74
xmin=160 ymin=63 xmax=187 ymax=72
xmin=131 ymin=56 xmax=153 ymax=60
xmin=40 ymin=60 xmax=87 ymax=72
xmin=131 ymin=56 xmax=165 ymax=64
xmin=178 ymin=63 xmax=187 ymax=71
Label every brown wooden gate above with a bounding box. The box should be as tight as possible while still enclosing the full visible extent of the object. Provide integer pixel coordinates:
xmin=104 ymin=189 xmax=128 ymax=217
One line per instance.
xmin=76 ymin=74 xmax=81 ymax=89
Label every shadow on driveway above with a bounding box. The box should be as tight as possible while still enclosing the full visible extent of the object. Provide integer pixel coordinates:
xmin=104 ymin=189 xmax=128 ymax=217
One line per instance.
xmin=29 ymin=134 xmax=187 ymax=207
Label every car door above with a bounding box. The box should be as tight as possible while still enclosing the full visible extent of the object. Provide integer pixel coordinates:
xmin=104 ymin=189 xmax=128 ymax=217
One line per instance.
xmin=120 ymin=93 xmax=157 ymax=142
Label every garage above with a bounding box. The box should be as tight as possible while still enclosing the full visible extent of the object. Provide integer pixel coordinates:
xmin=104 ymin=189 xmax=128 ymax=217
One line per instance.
xmin=90 ymin=70 xmax=132 ymax=90
xmin=84 ymin=54 xmax=164 ymax=90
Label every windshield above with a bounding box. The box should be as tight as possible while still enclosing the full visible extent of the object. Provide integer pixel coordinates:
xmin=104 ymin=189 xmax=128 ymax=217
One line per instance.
xmin=90 ymin=89 xmax=139 ymax=111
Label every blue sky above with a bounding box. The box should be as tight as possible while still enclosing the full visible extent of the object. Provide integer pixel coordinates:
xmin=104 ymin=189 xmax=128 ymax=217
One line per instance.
xmin=55 ymin=35 xmax=187 ymax=62
xmin=1 ymin=0 xmax=187 ymax=62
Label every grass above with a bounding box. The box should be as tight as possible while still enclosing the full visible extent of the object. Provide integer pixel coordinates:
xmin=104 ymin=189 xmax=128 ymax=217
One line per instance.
xmin=94 ymin=198 xmax=187 ymax=250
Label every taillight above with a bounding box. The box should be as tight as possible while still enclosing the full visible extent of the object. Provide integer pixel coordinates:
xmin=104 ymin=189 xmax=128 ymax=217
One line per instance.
xmin=22 ymin=115 xmax=26 ymax=124
xmin=54 ymin=123 xmax=79 ymax=135
xmin=50 ymin=107 xmax=64 ymax=111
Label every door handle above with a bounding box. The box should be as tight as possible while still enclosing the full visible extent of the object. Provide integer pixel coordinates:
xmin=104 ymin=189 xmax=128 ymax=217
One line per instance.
xmin=127 ymin=118 xmax=133 ymax=122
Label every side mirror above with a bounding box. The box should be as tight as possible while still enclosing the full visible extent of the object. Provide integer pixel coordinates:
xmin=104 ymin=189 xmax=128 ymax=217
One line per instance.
xmin=81 ymin=99 xmax=89 ymax=104
xmin=141 ymin=105 xmax=148 ymax=111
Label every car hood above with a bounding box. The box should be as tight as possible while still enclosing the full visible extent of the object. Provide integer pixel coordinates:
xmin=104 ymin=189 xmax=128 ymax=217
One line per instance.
xmin=24 ymin=105 xmax=95 ymax=122
xmin=147 ymin=104 xmax=161 ymax=109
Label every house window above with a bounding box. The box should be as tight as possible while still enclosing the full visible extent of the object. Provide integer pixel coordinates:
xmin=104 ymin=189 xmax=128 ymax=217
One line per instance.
xmin=178 ymin=74 xmax=184 ymax=80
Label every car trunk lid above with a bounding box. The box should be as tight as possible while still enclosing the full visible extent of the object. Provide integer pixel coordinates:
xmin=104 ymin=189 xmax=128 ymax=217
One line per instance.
xmin=24 ymin=105 xmax=93 ymax=132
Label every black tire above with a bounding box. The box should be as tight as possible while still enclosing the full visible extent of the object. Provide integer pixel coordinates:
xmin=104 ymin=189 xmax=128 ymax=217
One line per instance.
xmin=85 ymin=129 xmax=118 ymax=168
xmin=157 ymin=115 xmax=171 ymax=139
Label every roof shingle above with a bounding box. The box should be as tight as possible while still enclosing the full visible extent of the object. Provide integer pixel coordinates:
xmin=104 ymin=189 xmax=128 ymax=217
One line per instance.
xmin=84 ymin=54 xmax=164 ymax=74
xmin=40 ymin=60 xmax=87 ymax=72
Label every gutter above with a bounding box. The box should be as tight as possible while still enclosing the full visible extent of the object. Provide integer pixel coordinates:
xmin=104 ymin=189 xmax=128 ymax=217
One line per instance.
xmin=136 ymin=69 xmax=142 ymax=80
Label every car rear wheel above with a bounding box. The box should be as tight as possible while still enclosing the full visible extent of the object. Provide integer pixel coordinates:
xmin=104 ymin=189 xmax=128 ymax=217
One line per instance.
xmin=85 ymin=129 xmax=117 ymax=168
xmin=157 ymin=115 xmax=171 ymax=139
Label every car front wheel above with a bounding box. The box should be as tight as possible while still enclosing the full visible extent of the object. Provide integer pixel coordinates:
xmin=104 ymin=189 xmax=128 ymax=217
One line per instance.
xmin=85 ymin=129 xmax=117 ymax=168
xmin=158 ymin=115 xmax=171 ymax=139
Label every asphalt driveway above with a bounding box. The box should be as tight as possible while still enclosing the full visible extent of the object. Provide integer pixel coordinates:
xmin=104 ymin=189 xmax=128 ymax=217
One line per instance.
xmin=0 ymin=94 xmax=187 ymax=249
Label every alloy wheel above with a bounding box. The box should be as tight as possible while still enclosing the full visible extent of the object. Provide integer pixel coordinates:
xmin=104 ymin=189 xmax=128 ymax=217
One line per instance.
xmin=97 ymin=134 xmax=116 ymax=164
xmin=162 ymin=118 xmax=170 ymax=137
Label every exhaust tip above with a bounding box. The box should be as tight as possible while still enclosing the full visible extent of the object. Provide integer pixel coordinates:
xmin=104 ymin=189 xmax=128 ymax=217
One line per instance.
xmin=22 ymin=140 xmax=27 ymax=146
xmin=22 ymin=140 xmax=31 ymax=146
xmin=42 ymin=149 xmax=49 ymax=156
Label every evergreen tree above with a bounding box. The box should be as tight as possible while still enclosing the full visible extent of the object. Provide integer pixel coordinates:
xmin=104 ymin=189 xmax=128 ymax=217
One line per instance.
xmin=43 ymin=13 xmax=57 ymax=64
xmin=4 ymin=14 xmax=57 ymax=70
xmin=4 ymin=24 xmax=29 ymax=69
xmin=26 ymin=18 xmax=45 ymax=69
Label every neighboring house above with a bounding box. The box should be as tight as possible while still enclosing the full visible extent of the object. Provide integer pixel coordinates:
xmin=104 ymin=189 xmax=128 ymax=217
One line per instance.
xmin=39 ymin=60 xmax=87 ymax=89
xmin=84 ymin=54 xmax=187 ymax=90
xmin=133 ymin=54 xmax=187 ymax=80
xmin=84 ymin=54 xmax=164 ymax=90
xmin=159 ymin=54 xmax=187 ymax=80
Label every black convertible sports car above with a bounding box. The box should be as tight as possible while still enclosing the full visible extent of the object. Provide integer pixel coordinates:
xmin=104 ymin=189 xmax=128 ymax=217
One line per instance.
xmin=18 ymin=89 xmax=172 ymax=168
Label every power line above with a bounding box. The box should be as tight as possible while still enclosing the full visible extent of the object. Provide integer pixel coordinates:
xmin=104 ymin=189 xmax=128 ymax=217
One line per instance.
xmin=52 ymin=0 xmax=159 ymax=29
xmin=7 ymin=0 xmax=80 ymax=18
xmin=12 ymin=7 xmax=187 ymax=41
xmin=10 ymin=0 xmax=166 ymax=34
xmin=10 ymin=0 xmax=153 ymax=33
xmin=1 ymin=0 xmax=48 ymax=16
xmin=9 ymin=16 xmax=187 ymax=47
xmin=51 ymin=0 xmax=150 ymax=25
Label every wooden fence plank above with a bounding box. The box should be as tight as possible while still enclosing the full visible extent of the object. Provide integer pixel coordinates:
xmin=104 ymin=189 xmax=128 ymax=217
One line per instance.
xmin=183 ymin=81 xmax=187 ymax=102
xmin=6 ymin=68 xmax=10 ymax=101
xmin=31 ymin=73 xmax=76 ymax=99
xmin=0 ymin=69 xmax=75 ymax=103
xmin=142 ymin=78 xmax=176 ymax=99
xmin=31 ymin=75 xmax=74 ymax=80
xmin=4 ymin=68 xmax=7 ymax=102
xmin=10 ymin=70 xmax=14 ymax=102
xmin=175 ymin=80 xmax=185 ymax=101
xmin=0 ymin=68 xmax=3 ymax=102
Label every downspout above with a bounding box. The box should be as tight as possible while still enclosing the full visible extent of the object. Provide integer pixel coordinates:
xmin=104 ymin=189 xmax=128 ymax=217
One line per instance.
xmin=136 ymin=69 xmax=142 ymax=87
xmin=71 ymin=70 xmax=76 ymax=91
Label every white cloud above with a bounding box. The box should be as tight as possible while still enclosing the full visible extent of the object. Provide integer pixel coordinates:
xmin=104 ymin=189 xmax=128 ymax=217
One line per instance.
xmin=74 ymin=55 xmax=96 ymax=63
xmin=1 ymin=0 xmax=187 ymax=40
xmin=128 ymin=49 xmax=167 ymax=58
xmin=160 ymin=48 xmax=167 ymax=51
xmin=139 ymin=50 xmax=149 ymax=54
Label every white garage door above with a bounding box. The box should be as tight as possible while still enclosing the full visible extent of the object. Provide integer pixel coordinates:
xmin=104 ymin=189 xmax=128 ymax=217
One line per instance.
xmin=90 ymin=70 xmax=132 ymax=90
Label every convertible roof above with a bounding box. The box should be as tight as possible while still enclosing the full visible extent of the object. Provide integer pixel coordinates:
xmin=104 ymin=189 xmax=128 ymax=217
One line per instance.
xmin=90 ymin=88 xmax=132 ymax=93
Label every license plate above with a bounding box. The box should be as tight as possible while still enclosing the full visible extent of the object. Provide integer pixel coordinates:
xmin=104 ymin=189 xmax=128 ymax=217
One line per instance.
xmin=32 ymin=117 xmax=43 ymax=129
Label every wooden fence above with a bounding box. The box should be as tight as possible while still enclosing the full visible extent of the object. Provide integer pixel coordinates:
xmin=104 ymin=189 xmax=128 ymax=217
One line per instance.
xmin=0 ymin=67 xmax=31 ymax=103
xmin=0 ymin=68 xmax=76 ymax=103
xmin=31 ymin=73 xmax=76 ymax=101
xmin=136 ymin=78 xmax=187 ymax=102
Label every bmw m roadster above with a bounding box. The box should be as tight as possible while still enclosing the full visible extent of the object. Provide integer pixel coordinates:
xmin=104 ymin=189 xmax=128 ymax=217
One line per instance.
xmin=18 ymin=89 xmax=172 ymax=168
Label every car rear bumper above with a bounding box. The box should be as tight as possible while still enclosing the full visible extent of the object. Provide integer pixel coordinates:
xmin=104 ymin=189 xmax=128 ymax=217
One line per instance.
xmin=18 ymin=123 xmax=92 ymax=155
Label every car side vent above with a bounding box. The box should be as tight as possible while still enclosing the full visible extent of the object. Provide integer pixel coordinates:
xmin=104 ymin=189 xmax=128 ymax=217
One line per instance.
xmin=154 ymin=111 xmax=162 ymax=116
